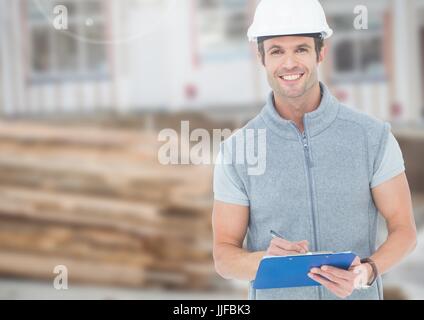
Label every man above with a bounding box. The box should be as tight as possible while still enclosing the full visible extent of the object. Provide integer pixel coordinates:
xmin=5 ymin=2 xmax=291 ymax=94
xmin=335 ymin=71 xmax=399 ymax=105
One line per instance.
xmin=212 ymin=0 xmax=417 ymax=300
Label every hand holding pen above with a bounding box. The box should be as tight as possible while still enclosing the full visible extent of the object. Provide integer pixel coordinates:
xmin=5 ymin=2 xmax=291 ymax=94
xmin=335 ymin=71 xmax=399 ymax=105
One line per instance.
xmin=266 ymin=230 xmax=309 ymax=256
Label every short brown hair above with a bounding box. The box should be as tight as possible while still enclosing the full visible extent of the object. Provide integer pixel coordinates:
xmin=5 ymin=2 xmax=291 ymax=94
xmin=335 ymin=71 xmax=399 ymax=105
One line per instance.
xmin=257 ymin=34 xmax=324 ymax=65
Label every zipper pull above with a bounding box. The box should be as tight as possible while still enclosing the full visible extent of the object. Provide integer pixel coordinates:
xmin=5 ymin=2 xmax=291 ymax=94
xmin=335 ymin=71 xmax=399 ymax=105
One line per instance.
xmin=303 ymin=139 xmax=314 ymax=168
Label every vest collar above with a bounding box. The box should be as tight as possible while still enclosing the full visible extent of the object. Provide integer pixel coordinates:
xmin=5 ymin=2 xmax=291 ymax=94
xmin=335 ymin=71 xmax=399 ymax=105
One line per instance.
xmin=260 ymin=82 xmax=340 ymax=140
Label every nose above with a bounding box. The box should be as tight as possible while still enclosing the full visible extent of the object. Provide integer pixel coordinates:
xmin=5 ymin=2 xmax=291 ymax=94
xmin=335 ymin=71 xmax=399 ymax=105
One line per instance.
xmin=281 ymin=53 xmax=298 ymax=70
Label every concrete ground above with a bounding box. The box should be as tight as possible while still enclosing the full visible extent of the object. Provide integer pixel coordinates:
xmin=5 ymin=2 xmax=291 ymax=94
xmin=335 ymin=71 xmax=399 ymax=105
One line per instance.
xmin=383 ymin=228 xmax=424 ymax=300
xmin=0 ymin=278 xmax=247 ymax=300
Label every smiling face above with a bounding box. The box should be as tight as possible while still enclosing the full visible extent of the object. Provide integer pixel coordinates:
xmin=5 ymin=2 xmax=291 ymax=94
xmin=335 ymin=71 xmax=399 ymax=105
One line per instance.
xmin=260 ymin=36 xmax=326 ymax=100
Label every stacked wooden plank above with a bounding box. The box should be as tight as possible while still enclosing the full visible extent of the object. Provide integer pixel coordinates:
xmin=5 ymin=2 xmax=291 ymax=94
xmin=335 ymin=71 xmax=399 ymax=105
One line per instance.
xmin=395 ymin=130 xmax=424 ymax=193
xmin=0 ymin=120 xmax=229 ymax=291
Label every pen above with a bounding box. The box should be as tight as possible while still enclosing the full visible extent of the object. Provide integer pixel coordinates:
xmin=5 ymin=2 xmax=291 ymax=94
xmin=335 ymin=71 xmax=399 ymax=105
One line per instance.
xmin=270 ymin=230 xmax=310 ymax=254
xmin=270 ymin=230 xmax=284 ymax=239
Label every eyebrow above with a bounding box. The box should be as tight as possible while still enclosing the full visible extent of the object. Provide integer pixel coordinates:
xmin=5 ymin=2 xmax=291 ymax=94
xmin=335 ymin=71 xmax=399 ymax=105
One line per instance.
xmin=297 ymin=43 xmax=313 ymax=49
xmin=267 ymin=43 xmax=312 ymax=53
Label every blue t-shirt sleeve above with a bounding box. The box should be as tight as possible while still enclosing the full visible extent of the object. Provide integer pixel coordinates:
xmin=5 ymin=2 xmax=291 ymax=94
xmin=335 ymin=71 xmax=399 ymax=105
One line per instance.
xmin=371 ymin=132 xmax=405 ymax=188
xmin=213 ymin=144 xmax=250 ymax=206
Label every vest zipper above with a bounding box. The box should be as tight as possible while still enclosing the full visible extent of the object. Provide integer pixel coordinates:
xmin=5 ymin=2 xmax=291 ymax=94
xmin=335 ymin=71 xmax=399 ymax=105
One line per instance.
xmin=302 ymin=133 xmax=314 ymax=168
xmin=301 ymin=130 xmax=320 ymax=253
xmin=291 ymin=121 xmax=322 ymax=300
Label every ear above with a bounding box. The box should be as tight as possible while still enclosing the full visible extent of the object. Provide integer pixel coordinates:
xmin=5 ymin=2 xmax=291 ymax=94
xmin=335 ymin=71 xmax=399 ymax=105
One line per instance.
xmin=318 ymin=44 xmax=328 ymax=64
xmin=255 ymin=47 xmax=266 ymax=66
xmin=256 ymin=49 xmax=262 ymax=64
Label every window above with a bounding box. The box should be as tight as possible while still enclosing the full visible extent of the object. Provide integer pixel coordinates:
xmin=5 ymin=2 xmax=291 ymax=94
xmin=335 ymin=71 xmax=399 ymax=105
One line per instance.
xmin=27 ymin=0 xmax=109 ymax=83
xmin=334 ymin=40 xmax=355 ymax=72
xmin=360 ymin=37 xmax=384 ymax=74
xmin=330 ymin=13 xmax=386 ymax=82
xmin=197 ymin=0 xmax=250 ymax=61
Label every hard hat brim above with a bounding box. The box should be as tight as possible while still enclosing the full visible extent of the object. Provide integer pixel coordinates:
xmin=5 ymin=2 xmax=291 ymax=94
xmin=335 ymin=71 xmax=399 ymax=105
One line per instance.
xmin=248 ymin=28 xmax=333 ymax=42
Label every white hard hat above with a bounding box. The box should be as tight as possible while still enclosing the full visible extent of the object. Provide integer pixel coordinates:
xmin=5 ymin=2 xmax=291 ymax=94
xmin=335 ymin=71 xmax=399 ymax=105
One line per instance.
xmin=247 ymin=0 xmax=333 ymax=42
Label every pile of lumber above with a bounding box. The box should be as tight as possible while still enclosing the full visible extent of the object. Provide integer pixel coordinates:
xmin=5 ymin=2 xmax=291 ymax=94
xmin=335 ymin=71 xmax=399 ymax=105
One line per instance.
xmin=396 ymin=134 xmax=424 ymax=193
xmin=0 ymin=120 xmax=228 ymax=291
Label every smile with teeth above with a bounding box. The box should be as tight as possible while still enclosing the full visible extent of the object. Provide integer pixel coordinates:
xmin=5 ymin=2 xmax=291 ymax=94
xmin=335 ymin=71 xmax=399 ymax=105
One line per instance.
xmin=280 ymin=73 xmax=304 ymax=81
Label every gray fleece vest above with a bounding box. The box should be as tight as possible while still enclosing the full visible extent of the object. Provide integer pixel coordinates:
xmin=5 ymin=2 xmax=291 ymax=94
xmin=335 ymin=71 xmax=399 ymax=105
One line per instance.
xmin=221 ymin=83 xmax=389 ymax=300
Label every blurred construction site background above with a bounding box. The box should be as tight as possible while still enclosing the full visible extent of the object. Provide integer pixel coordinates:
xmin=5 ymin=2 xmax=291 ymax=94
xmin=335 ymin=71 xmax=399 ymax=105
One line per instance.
xmin=0 ymin=0 xmax=423 ymax=300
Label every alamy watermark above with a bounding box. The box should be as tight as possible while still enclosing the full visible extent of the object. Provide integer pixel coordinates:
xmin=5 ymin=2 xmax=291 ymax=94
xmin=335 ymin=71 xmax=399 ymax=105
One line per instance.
xmin=53 ymin=265 xmax=68 ymax=290
xmin=353 ymin=5 xmax=369 ymax=30
xmin=158 ymin=121 xmax=267 ymax=176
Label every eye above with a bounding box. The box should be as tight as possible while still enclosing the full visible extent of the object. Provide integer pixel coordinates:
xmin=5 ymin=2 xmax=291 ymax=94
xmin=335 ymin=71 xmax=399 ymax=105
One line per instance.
xmin=296 ymin=48 xmax=308 ymax=54
xmin=270 ymin=50 xmax=282 ymax=56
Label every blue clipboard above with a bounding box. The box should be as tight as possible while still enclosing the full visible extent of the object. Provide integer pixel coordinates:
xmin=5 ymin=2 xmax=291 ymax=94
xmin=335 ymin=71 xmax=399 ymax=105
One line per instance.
xmin=253 ymin=251 xmax=357 ymax=289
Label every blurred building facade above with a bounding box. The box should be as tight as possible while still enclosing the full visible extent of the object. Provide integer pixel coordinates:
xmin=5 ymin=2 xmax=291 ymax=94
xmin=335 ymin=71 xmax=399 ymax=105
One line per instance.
xmin=0 ymin=0 xmax=423 ymax=123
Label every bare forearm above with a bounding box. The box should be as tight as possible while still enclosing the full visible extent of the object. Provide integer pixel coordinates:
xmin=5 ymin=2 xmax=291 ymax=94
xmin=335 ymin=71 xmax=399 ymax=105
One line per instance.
xmin=371 ymin=226 xmax=417 ymax=275
xmin=214 ymin=243 xmax=265 ymax=281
